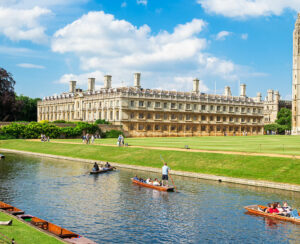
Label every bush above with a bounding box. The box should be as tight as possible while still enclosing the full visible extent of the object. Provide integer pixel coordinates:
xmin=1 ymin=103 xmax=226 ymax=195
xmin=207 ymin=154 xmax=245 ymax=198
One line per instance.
xmin=53 ymin=120 xmax=67 ymax=123
xmin=105 ymin=130 xmax=124 ymax=138
xmin=39 ymin=120 xmax=49 ymax=124
xmin=95 ymin=119 xmax=109 ymax=125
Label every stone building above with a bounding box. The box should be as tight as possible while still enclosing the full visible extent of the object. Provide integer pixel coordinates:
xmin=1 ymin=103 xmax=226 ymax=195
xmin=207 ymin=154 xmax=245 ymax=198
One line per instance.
xmin=263 ymin=89 xmax=292 ymax=124
xmin=38 ymin=74 xmax=265 ymax=137
xmin=292 ymin=13 xmax=300 ymax=135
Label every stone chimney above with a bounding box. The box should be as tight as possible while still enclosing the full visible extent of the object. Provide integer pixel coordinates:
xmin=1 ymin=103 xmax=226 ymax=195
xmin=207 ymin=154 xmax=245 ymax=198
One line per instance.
xmin=134 ymin=73 xmax=141 ymax=88
xmin=256 ymin=92 xmax=262 ymax=102
xmin=267 ymin=89 xmax=274 ymax=101
xmin=240 ymin=83 xmax=246 ymax=97
xmin=104 ymin=75 xmax=112 ymax=89
xmin=69 ymin=81 xmax=76 ymax=93
xmin=274 ymin=90 xmax=280 ymax=102
xmin=88 ymin=78 xmax=95 ymax=92
xmin=193 ymin=78 xmax=199 ymax=93
xmin=224 ymin=86 xmax=232 ymax=96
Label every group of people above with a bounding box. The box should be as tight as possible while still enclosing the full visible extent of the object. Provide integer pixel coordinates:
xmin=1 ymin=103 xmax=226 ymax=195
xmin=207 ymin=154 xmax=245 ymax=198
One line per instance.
xmin=134 ymin=162 xmax=171 ymax=187
xmin=82 ymin=134 xmax=100 ymax=144
xmin=92 ymin=162 xmax=111 ymax=172
xmin=40 ymin=134 xmax=50 ymax=142
xmin=263 ymin=201 xmax=300 ymax=218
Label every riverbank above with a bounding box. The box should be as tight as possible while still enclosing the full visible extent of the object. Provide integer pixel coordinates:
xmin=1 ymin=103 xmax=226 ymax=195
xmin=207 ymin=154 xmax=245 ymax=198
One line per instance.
xmin=1 ymin=140 xmax=300 ymax=191
xmin=0 ymin=210 xmax=63 ymax=244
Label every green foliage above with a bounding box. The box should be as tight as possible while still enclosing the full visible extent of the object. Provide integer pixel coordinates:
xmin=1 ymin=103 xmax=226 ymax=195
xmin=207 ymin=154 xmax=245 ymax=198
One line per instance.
xmin=76 ymin=122 xmax=99 ymax=134
xmin=16 ymin=95 xmax=41 ymax=122
xmin=104 ymin=130 xmax=124 ymax=138
xmin=53 ymin=120 xmax=67 ymax=123
xmin=276 ymin=108 xmax=292 ymax=130
xmin=264 ymin=123 xmax=279 ymax=132
xmin=95 ymin=119 xmax=109 ymax=124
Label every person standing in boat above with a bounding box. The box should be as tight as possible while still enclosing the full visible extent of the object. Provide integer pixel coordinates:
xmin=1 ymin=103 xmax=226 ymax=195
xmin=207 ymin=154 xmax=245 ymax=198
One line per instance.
xmin=92 ymin=162 xmax=99 ymax=172
xmin=162 ymin=162 xmax=170 ymax=186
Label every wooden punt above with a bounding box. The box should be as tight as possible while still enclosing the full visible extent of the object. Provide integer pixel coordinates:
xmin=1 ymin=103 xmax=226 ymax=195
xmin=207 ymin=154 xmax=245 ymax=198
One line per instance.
xmin=0 ymin=154 xmax=5 ymax=159
xmin=244 ymin=205 xmax=300 ymax=224
xmin=90 ymin=167 xmax=114 ymax=174
xmin=131 ymin=178 xmax=174 ymax=192
xmin=0 ymin=201 xmax=24 ymax=215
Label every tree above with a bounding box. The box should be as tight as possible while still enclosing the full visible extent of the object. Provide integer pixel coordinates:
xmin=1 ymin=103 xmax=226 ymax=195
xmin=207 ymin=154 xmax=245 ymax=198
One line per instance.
xmin=16 ymin=95 xmax=41 ymax=121
xmin=276 ymin=108 xmax=292 ymax=130
xmin=0 ymin=68 xmax=21 ymax=121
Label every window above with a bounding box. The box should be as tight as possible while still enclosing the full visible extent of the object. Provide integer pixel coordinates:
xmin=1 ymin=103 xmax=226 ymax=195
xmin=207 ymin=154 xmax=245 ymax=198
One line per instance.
xmin=229 ymin=117 xmax=233 ymax=122
xmin=155 ymin=113 xmax=161 ymax=119
xmin=138 ymin=124 xmax=144 ymax=130
xmin=116 ymin=111 xmax=119 ymax=120
xmin=186 ymin=125 xmax=190 ymax=131
xmin=217 ymin=126 xmax=221 ymax=131
xmin=163 ymin=125 xmax=168 ymax=131
xmin=186 ymin=114 xmax=191 ymax=120
xmin=253 ymin=118 xmax=256 ymax=122
xmin=164 ymin=103 xmax=168 ymax=109
xmin=130 ymin=124 xmax=134 ymax=130
xmin=147 ymin=101 xmax=151 ymax=107
xmin=171 ymin=126 xmax=176 ymax=131
xmin=217 ymin=116 xmax=221 ymax=121
xmin=201 ymin=105 xmax=206 ymax=110
xmin=229 ymin=107 xmax=233 ymax=112
xmin=110 ymin=101 xmax=113 ymax=107
xmin=139 ymin=101 xmax=144 ymax=107
xmin=155 ymin=125 xmax=160 ymax=130
xmin=247 ymin=108 xmax=250 ymax=113
xmin=178 ymin=125 xmax=182 ymax=131
xmin=241 ymin=118 xmax=245 ymax=122
xmin=217 ymin=106 xmax=221 ymax=111
xmin=210 ymin=116 xmax=214 ymax=121
xmin=235 ymin=117 xmax=239 ymax=122
xmin=110 ymin=111 xmax=113 ymax=120
xmin=201 ymin=125 xmax=206 ymax=131
xmin=179 ymin=114 xmax=183 ymax=120
xmin=89 ymin=103 xmax=91 ymax=109
xmin=130 ymin=101 xmax=135 ymax=107
xmin=164 ymin=114 xmax=168 ymax=120
xmin=223 ymin=106 xmax=226 ymax=111
xmin=223 ymin=117 xmax=226 ymax=122
xmin=210 ymin=105 xmax=214 ymax=111
xmin=253 ymin=108 xmax=256 ymax=113
xmin=179 ymin=104 xmax=183 ymax=109
xmin=193 ymin=104 xmax=197 ymax=110
xmin=235 ymin=107 xmax=239 ymax=112
xmin=155 ymin=102 xmax=160 ymax=108
xmin=171 ymin=103 xmax=176 ymax=109
xmin=130 ymin=113 xmax=135 ymax=119
xmin=139 ymin=113 xmax=144 ymax=119
xmin=229 ymin=127 xmax=233 ymax=131
xmin=186 ymin=104 xmax=191 ymax=109
xmin=171 ymin=114 xmax=176 ymax=120
xmin=201 ymin=115 xmax=206 ymax=121
xmin=99 ymin=102 xmax=102 ymax=108
xmin=242 ymin=108 xmax=245 ymax=113
xmin=193 ymin=115 xmax=197 ymax=121
xmin=247 ymin=118 xmax=250 ymax=122
xmin=147 ymin=125 xmax=151 ymax=130
xmin=147 ymin=113 xmax=151 ymax=119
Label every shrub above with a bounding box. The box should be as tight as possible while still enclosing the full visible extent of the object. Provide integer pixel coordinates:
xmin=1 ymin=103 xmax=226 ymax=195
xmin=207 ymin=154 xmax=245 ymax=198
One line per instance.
xmin=95 ymin=119 xmax=109 ymax=125
xmin=39 ymin=120 xmax=49 ymax=124
xmin=105 ymin=130 xmax=124 ymax=138
xmin=53 ymin=120 xmax=67 ymax=123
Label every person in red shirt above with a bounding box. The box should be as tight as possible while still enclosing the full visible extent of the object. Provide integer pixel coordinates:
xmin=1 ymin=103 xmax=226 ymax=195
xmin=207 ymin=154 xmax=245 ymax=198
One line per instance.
xmin=268 ymin=203 xmax=279 ymax=214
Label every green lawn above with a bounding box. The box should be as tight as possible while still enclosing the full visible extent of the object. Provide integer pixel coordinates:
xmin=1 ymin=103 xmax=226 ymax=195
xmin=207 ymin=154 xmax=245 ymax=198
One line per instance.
xmin=1 ymin=140 xmax=300 ymax=185
xmin=52 ymin=135 xmax=300 ymax=155
xmin=0 ymin=211 xmax=63 ymax=244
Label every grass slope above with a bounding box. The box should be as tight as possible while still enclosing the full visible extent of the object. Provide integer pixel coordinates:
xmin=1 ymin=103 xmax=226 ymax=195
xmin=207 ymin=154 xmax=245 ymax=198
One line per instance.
xmin=1 ymin=140 xmax=300 ymax=185
xmin=0 ymin=211 xmax=62 ymax=244
xmin=52 ymin=135 xmax=300 ymax=156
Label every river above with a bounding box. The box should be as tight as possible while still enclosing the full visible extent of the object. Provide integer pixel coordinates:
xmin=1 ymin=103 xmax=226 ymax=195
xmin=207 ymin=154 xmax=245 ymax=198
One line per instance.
xmin=1 ymin=153 xmax=300 ymax=243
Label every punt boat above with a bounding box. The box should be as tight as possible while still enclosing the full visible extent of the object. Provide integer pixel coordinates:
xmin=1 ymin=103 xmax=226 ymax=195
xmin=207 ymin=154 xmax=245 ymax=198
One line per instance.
xmin=90 ymin=166 xmax=115 ymax=174
xmin=0 ymin=154 xmax=5 ymax=159
xmin=131 ymin=178 xmax=174 ymax=192
xmin=244 ymin=204 xmax=300 ymax=224
xmin=0 ymin=201 xmax=96 ymax=244
xmin=0 ymin=201 xmax=24 ymax=215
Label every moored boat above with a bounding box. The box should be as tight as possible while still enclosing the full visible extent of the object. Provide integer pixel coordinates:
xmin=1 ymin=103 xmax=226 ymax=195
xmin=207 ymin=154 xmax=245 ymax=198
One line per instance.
xmin=131 ymin=178 xmax=174 ymax=192
xmin=0 ymin=154 xmax=5 ymax=159
xmin=90 ymin=166 xmax=114 ymax=174
xmin=244 ymin=204 xmax=300 ymax=224
xmin=0 ymin=201 xmax=24 ymax=215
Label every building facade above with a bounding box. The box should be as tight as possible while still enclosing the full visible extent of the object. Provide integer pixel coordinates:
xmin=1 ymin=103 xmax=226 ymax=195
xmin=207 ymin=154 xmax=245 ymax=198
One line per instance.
xmin=293 ymin=13 xmax=300 ymax=135
xmin=38 ymin=74 xmax=265 ymax=137
xmin=263 ymin=89 xmax=292 ymax=124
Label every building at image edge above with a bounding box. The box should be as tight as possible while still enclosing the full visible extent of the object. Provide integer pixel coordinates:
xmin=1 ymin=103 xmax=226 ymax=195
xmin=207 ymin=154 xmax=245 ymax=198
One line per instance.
xmin=38 ymin=74 xmax=265 ymax=137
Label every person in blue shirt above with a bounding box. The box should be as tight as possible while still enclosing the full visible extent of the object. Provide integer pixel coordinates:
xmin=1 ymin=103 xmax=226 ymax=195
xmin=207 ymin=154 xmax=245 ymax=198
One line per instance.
xmin=162 ymin=162 xmax=170 ymax=186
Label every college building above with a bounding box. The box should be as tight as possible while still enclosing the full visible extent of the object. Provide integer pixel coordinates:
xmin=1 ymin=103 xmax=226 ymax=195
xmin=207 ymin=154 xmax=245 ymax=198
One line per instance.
xmin=38 ymin=74 xmax=265 ymax=137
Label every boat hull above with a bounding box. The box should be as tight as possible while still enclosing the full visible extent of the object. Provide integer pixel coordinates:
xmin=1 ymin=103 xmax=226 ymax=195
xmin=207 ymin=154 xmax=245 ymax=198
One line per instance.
xmin=131 ymin=178 xmax=174 ymax=192
xmin=90 ymin=167 xmax=114 ymax=174
xmin=244 ymin=205 xmax=300 ymax=224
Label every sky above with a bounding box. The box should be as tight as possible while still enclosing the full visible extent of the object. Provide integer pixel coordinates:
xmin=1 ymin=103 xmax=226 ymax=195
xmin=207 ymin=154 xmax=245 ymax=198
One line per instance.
xmin=0 ymin=0 xmax=299 ymax=100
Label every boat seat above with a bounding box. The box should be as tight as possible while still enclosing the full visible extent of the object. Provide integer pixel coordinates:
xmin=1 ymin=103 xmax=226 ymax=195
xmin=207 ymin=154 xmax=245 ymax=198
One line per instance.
xmin=60 ymin=233 xmax=79 ymax=238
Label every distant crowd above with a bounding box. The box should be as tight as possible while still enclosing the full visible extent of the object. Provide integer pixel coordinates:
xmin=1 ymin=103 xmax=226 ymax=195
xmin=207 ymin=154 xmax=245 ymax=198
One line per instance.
xmin=82 ymin=134 xmax=100 ymax=144
xmin=40 ymin=134 xmax=50 ymax=142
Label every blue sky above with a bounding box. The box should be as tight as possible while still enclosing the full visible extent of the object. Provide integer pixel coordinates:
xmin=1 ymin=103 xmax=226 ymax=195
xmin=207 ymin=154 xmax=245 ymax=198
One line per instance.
xmin=0 ymin=0 xmax=298 ymax=100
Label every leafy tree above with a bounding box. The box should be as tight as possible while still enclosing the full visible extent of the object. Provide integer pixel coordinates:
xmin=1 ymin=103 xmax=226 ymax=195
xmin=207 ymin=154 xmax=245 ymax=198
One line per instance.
xmin=276 ymin=108 xmax=291 ymax=130
xmin=16 ymin=95 xmax=41 ymax=122
xmin=0 ymin=68 xmax=22 ymax=121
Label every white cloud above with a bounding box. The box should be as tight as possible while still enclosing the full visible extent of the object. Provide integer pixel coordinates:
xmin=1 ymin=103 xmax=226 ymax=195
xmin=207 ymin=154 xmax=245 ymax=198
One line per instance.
xmin=0 ymin=0 xmax=88 ymax=9
xmin=121 ymin=2 xmax=127 ymax=8
xmin=216 ymin=31 xmax=231 ymax=40
xmin=17 ymin=63 xmax=45 ymax=69
xmin=137 ymin=0 xmax=147 ymax=6
xmin=57 ymin=71 xmax=104 ymax=87
xmin=241 ymin=33 xmax=248 ymax=40
xmin=197 ymin=0 xmax=300 ymax=18
xmin=0 ymin=6 xmax=51 ymax=43
xmin=51 ymin=11 xmax=255 ymax=93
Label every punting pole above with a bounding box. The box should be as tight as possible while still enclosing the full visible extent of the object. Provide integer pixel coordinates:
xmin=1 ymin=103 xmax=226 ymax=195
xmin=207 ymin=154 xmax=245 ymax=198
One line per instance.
xmin=160 ymin=155 xmax=178 ymax=192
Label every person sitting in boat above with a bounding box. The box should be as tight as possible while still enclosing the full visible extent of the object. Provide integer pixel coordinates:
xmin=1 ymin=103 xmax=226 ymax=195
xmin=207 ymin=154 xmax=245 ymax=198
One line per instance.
xmin=133 ymin=175 xmax=139 ymax=181
xmin=282 ymin=202 xmax=292 ymax=215
xmin=105 ymin=162 xmax=111 ymax=168
xmin=92 ymin=162 xmax=99 ymax=172
xmin=267 ymin=203 xmax=279 ymax=214
xmin=146 ymin=178 xmax=153 ymax=184
xmin=153 ymin=178 xmax=160 ymax=186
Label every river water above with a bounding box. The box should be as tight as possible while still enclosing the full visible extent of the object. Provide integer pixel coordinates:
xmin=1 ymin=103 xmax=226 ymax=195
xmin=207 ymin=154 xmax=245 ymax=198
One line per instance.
xmin=1 ymin=153 xmax=300 ymax=243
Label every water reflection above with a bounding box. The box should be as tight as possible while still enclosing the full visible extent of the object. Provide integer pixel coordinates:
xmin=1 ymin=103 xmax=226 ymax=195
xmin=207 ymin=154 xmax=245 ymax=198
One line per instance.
xmin=1 ymin=153 xmax=300 ymax=243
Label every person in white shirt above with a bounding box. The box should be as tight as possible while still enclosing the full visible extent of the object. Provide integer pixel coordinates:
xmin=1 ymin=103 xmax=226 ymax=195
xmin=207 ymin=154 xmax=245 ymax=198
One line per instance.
xmin=153 ymin=178 xmax=160 ymax=186
xmin=162 ymin=163 xmax=170 ymax=186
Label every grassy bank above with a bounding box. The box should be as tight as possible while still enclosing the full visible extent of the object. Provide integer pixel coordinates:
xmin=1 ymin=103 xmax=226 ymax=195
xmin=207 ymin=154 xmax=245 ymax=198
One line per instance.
xmin=1 ymin=140 xmax=300 ymax=185
xmin=0 ymin=211 xmax=62 ymax=244
xmin=51 ymin=135 xmax=300 ymax=156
